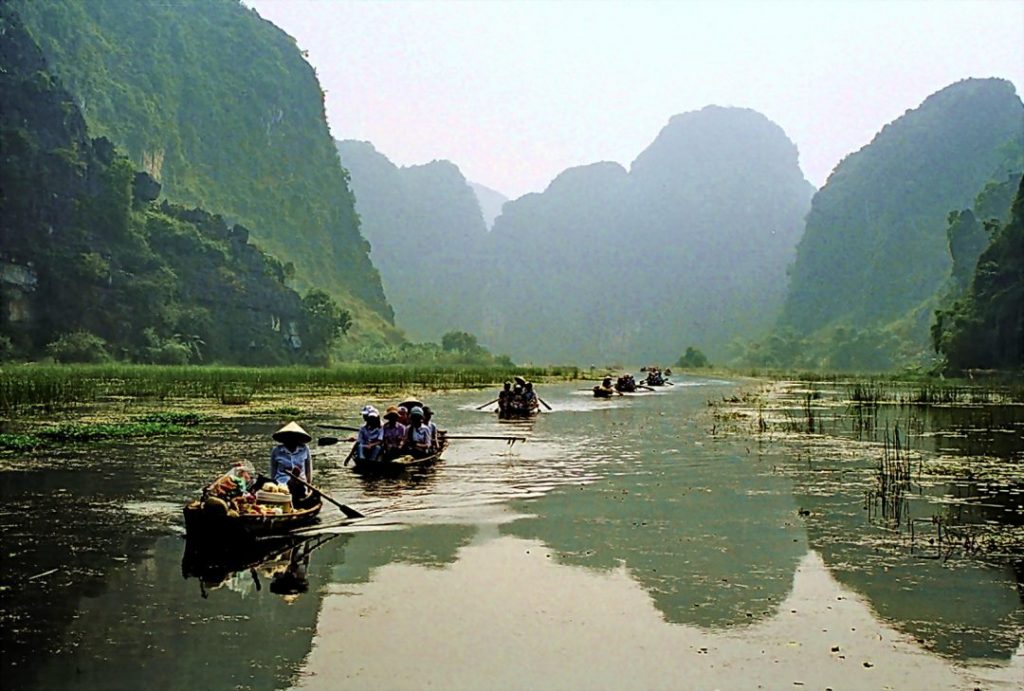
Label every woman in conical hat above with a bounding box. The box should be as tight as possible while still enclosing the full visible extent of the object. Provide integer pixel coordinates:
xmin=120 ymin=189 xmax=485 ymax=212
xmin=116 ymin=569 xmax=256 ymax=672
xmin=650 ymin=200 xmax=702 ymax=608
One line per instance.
xmin=270 ymin=422 xmax=313 ymax=500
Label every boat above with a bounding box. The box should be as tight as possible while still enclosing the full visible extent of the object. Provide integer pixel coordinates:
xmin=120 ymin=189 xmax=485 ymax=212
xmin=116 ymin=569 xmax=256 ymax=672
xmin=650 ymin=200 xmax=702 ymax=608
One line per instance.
xmin=614 ymin=375 xmax=638 ymax=393
xmin=351 ymin=437 xmax=449 ymax=475
xmin=498 ymin=400 xmax=539 ymax=419
xmin=593 ymin=384 xmax=616 ymax=398
xmin=183 ymin=495 xmax=323 ymax=542
xmin=644 ymin=370 xmax=669 ymax=386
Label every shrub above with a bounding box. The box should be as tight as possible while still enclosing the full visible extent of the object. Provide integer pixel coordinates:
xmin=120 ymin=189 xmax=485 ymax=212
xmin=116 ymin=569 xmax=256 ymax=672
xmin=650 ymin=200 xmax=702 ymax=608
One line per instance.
xmin=46 ymin=331 xmax=111 ymax=363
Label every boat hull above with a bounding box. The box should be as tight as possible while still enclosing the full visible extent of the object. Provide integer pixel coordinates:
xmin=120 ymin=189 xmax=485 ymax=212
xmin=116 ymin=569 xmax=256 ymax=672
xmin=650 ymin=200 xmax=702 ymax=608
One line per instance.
xmin=182 ymin=499 xmax=322 ymax=542
xmin=352 ymin=439 xmax=448 ymax=475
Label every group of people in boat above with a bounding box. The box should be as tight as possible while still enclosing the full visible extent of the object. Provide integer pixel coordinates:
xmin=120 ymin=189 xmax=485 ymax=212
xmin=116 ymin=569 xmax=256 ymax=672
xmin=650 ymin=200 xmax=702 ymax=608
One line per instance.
xmin=642 ymin=367 xmax=671 ymax=386
xmin=355 ymin=402 xmax=443 ymax=462
xmin=497 ymin=376 xmax=540 ymax=417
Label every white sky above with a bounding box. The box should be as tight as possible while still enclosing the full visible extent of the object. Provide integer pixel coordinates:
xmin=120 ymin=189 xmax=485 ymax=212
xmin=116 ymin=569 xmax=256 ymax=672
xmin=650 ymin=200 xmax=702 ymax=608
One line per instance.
xmin=246 ymin=0 xmax=1024 ymax=200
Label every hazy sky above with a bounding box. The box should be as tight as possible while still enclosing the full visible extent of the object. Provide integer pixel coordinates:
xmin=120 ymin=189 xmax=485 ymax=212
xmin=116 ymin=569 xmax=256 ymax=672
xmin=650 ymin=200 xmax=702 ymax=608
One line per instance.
xmin=246 ymin=0 xmax=1024 ymax=200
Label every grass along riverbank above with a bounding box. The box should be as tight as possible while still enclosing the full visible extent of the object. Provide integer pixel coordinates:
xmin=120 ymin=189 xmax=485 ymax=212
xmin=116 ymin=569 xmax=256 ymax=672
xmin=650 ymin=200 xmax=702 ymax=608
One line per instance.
xmin=0 ymin=363 xmax=579 ymax=416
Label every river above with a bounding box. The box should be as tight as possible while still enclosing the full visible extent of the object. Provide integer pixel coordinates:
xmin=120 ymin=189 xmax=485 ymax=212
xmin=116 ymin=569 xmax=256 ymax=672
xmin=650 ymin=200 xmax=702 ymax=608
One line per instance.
xmin=1 ymin=376 xmax=1021 ymax=689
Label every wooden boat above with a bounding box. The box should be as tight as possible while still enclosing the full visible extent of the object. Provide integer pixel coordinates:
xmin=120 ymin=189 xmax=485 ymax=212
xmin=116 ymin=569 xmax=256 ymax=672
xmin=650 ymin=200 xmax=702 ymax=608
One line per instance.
xmin=352 ymin=437 xmax=449 ymax=475
xmin=593 ymin=385 xmax=616 ymax=398
xmin=183 ymin=495 xmax=323 ymax=542
xmin=498 ymin=401 xmax=539 ymax=419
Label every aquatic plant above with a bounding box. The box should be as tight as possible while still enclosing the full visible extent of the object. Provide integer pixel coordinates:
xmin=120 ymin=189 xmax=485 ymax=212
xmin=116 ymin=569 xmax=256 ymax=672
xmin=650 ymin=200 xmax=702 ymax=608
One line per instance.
xmin=0 ymin=363 xmax=579 ymax=415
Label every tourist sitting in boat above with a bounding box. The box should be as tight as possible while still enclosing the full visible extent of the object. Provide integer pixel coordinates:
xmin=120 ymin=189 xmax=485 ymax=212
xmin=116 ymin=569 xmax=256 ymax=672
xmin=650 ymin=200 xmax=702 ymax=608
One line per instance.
xmin=523 ymin=382 xmax=537 ymax=408
xmin=381 ymin=406 xmax=407 ymax=459
xmin=423 ymin=405 xmax=439 ymax=452
xmin=269 ymin=421 xmax=314 ymax=505
xmin=497 ymin=381 xmax=512 ymax=415
xmin=403 ymin=406 xmax=433 ymax=458
xmin=356 ymin=406 xmax=384 ymax=462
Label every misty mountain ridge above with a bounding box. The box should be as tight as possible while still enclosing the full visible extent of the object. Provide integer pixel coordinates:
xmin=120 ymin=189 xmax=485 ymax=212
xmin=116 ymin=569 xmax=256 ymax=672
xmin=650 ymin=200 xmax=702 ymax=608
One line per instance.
xmin=468 ymin=182 xmax=509 ymax=230
xmin=337 ymin=140 xmax=490 ymax=342
xmin=335 ymin=106 xmax=812 ymax=363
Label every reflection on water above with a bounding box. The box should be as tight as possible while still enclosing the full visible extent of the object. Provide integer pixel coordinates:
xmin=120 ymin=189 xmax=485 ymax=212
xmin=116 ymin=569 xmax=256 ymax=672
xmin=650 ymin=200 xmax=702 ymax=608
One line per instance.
xmin=298 ymin=535 xmax=1024 ymax=690
xmin=1 ymin=377 xmax=1021 ymax=688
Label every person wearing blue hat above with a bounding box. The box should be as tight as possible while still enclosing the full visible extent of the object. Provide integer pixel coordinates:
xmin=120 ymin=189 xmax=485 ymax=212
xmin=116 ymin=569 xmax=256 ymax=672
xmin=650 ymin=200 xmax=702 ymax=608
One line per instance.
xmin=403 ymin=406 xmax=432 ymax=458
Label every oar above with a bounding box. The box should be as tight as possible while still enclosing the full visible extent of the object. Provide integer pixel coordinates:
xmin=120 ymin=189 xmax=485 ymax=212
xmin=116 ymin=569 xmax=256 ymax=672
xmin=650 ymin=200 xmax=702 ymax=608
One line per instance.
xmin=287 ymin=469 xmax=364 ymax=519
xmin=475 ymin=398 xmax=499 ymax=410
xmin=343 ymin=443 xmax=357 ymax=467
xmin=537 ymin=397 xmax=553 ymax=411
xmin=445 ymin=435 xmax=527 ymax=443
xmin=320 ymin=424 xmax=361 ymax=432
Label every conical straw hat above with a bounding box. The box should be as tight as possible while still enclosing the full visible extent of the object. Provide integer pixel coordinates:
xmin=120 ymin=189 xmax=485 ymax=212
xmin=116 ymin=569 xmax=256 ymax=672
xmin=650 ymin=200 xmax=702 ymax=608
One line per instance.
xmin=273 ymin=421 xmax=311 ymax=444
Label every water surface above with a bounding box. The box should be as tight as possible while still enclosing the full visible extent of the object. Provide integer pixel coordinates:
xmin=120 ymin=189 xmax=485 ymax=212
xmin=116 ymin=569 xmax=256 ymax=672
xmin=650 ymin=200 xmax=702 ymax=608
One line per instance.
xmin=1 ymin=377 xmax=1021 ymax=689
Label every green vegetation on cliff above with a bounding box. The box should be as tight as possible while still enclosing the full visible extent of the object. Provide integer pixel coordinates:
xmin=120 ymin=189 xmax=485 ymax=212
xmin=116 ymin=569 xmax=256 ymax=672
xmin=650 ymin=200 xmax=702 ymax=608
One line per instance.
xmin=932 ymin=176 xmax=1024 ymax=372
xmin=0 ymin=6 xmax=349 ymax=365
xmin=774 ymin=79 xmax=1023 ymax=370
xmin=13 ymin=0 xmax=394 ymax=339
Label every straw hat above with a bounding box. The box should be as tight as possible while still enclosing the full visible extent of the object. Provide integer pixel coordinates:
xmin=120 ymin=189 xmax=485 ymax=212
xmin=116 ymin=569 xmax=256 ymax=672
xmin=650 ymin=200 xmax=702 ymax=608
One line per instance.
xmin=273 ymin=421 xmax=311 ymax=444
xmin=384 ymin=406 xmax=400 ymax=419
xmin=514 ymin=376 xmax=526 ymax=386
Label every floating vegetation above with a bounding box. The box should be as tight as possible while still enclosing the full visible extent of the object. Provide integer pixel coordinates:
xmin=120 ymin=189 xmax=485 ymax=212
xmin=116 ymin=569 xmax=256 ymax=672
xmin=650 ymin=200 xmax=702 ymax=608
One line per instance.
xmin=710 ymin=378 xmax=1024 ymax=566
xmin=134 ymin=411 xmax=208 ymax=426
xmin=0 ymin=433 xmax=45 ymax=452
xmin=0 ymin=421 xmax=189 ymax=451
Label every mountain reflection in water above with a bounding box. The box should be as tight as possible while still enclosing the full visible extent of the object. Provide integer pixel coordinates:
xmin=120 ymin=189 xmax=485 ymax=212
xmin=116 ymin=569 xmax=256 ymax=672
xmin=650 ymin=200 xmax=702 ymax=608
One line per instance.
xmin=1 ymin=377 xmax=1020 ymax=689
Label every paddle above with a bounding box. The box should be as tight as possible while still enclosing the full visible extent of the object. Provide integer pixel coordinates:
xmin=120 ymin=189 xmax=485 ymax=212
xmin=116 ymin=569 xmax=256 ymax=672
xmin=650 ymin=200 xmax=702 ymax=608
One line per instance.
xmin=444 ymin=434 xmax=526 ymax=442
xmin=320 ymin=424 xmax=361 ymax=432
xmin=287 ymin=469 xmax=364 ymax=519
xmin=343 ymin=443 xmax=358 ymax=467
xmin=475 ymin=398 xmax=499 ymax=410
xmin=537 ymin=397 xmax=553 ymax=411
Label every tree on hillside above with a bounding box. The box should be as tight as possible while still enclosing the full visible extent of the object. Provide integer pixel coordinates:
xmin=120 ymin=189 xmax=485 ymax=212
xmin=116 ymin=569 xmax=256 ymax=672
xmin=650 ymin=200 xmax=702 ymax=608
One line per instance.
xmin=302 ymin=289 xmax=351 ymax=363
xmin=677 ymin=346 xmax=710 ymax=368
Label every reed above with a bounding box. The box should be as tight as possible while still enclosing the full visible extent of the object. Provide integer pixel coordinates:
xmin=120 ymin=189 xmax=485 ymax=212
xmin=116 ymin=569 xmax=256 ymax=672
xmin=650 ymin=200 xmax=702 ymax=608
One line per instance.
xmin=0 ymin=363 xmax=579 ymax=414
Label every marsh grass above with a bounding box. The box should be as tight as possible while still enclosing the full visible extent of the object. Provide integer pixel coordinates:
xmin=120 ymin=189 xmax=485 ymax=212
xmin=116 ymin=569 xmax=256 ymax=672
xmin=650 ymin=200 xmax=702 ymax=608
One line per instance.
xmin=0 ymin=363 xmax=579 ymax=415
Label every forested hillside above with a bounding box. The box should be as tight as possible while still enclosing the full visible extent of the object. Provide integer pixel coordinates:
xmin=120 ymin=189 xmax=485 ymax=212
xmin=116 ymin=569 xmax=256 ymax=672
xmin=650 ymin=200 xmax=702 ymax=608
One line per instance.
xmin=772 ymin=78 xmax=1023 ymax=369
xmin=12 ymin=0 xmax=395 ymax=341
xmin=337 ymin=140 xmax=490 ymax=342
xmin=932 ymin=176 xmax=1024 ymax=372
xmin=0 ymin=6 xmax=348 ymax=365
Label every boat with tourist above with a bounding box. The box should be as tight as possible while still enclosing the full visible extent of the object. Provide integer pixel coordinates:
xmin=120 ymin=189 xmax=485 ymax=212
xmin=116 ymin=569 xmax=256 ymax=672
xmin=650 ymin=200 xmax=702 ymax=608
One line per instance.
xmin=351 ymin=436 xmax=449 ymax=475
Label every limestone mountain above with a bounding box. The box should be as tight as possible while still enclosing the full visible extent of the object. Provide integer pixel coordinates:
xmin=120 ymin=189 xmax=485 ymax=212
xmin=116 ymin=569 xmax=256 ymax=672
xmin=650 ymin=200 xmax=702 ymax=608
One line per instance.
xmin=478 ymin=107 xmax=815 ymax=364
xmin=336 ymin=140 xmax=490 ymax=342
xmin=1 ymin=5 xmax=346 ymax=365
xmin=776 ymin=78 xmax=1024 ymax=368
xmin=12 ymin=0 xmax=395 ymax=341
xmin=469 ymin=182 xmax=509 ymax=230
